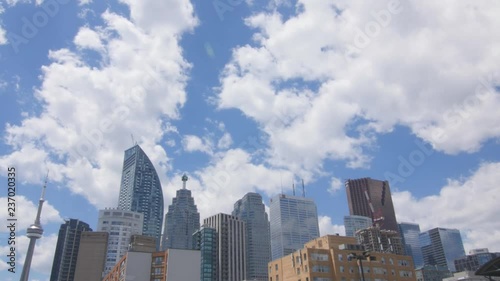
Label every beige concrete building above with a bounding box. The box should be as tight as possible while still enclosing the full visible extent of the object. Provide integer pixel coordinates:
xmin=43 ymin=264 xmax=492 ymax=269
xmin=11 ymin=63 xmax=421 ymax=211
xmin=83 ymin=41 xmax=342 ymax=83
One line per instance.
xmin=102 ymin=248 xmax=200 ymax=281
xmin=268 ymin=235 xmax=416 ymax=281
xmin=74 ymin=231 xmax=109 ymax=281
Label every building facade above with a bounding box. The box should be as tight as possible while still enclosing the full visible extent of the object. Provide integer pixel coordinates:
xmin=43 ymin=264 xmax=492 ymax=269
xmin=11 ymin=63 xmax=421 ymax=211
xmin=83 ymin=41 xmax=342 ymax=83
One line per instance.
xmin=399 ymin=222 xmax=424 ymax=268
xmin=233 ymin=192 xmax=271 ymax=281
xmin=454 ymin=249 xmax=500 ymax=272
xmin=193 ymin=226 xmax=218 ymax=281
xmin=415 ymin=265 xmax=452 ymax=281
xmin=162 ymin=174 xmax=200 ymax=251
xmin=356 ymin=226 xmax=405 ymax=255
xmin=103 ymin=249 xmax=201 ymax=281
xmin=117 ymin=144 xmax=164 ymax=249
xmin=420 ymin=228 xmax=466 ymax=272
xmin=344 ymin=215 xmax=372 ymax=237
xmin=74 ymin=232 xmax=109 ymax=281
xmin=345 ymin=178 xmax=399 ymax=232
xmin=270 ymin=194 xmax=320 ymax=261
xmin=50 ymin=219 xmax=92 ymax=281
xmin=204 ymin=213 xmax=246 ymax=281
xmin=97 ymin=208 xmax=144 ymax=275
xmin=268 ymin=235 xmax=416 ymax=281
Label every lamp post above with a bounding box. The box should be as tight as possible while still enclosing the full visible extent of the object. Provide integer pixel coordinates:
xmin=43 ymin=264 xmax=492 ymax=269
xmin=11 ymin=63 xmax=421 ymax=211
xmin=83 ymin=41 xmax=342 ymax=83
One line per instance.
xmin=347 ymin=251 xmax=375 ymax=281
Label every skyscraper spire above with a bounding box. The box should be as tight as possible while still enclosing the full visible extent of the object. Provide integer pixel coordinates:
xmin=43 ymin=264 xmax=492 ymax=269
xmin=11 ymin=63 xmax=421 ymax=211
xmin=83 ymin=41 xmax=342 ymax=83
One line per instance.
xmin=20 ymin=171 xmax=48 ymax=281
xmin=182 ymin=174 xmax=188 ymax=189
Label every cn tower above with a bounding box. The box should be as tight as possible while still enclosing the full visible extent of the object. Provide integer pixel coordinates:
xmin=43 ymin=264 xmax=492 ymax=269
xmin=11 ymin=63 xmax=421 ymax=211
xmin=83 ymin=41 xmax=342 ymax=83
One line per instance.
xmin=19 ymin=174 xmax=48 ymax=281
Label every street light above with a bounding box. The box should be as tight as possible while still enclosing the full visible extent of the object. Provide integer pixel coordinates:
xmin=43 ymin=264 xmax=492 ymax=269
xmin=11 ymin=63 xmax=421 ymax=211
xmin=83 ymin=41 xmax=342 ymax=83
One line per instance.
xmin=347 ymin=251 xmax=376 ymax=281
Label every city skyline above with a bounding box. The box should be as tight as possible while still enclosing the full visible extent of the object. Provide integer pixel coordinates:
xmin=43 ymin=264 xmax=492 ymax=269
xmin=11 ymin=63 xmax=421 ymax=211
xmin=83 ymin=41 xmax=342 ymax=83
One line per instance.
xmin=1 ymin=1 xmax=500 ymax=281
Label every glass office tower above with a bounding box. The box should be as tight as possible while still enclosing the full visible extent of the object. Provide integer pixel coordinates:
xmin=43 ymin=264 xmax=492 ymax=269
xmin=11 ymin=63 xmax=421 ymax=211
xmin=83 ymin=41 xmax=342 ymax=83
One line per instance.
xmin=344 ymin=215 xmax=372 ymax=237
xmin=270 ymin=194 xmax=320 ymax=260
xmin=233 ymin=192 xmax=271 ymax=281
xmin=117 ymin=144 xmax=164 ymax=249
xmin=399 ymin=222 xmax=424 ymax=268
xmin=420 ymin=227 xmax=466 ymax=272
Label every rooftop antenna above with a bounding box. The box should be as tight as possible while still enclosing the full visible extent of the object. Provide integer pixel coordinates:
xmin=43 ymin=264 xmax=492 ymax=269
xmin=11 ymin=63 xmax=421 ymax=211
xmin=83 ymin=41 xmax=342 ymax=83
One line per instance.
xmin=280 ymin=172 xmax=283 ymax=195
xmin=292 ymin=177 xmax=295 ymax=196
xmin=131 ymin=134 xmax=135 ymax=146
xmin=182 ymin=174 xmax=188 ymax=189
xmin=302 ymin=179 xmax=305 ymax=197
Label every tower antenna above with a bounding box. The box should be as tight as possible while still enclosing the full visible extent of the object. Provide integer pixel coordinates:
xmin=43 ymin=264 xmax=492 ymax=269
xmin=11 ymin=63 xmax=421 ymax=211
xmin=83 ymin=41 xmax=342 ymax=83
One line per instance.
xmin=131 ymin=134 xmax=135 ymax=145
xmin=280 ymin=173 xmax=283 ymax=195
xmin=182 ymin=174 xmax=188 ymax=189
xmin=292 ymin=177 xmax=295 ymax=196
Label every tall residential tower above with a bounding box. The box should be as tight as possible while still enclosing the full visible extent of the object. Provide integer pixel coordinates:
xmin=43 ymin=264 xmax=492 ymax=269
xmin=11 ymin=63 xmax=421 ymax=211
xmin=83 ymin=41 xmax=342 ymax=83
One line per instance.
xmin=50 ymin=219 xmax=92 ymax=281
xmin=117 ymin=144 xmax=164 ymax=249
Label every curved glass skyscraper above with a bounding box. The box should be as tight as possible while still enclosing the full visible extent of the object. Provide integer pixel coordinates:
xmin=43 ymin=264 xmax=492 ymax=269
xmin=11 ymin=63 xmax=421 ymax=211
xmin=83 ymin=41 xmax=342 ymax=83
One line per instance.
xmin=118 ymin=144 xmax=164 ymax=249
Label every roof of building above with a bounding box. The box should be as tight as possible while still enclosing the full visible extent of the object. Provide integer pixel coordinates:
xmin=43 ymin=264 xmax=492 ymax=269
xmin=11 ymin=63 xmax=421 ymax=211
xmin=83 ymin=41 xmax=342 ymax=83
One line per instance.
xmin=476 ymin=256 xmax=500 ymax=277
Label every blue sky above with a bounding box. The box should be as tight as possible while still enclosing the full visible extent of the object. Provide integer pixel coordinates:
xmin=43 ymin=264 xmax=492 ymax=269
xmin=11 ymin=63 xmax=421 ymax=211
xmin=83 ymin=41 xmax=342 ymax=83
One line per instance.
xmin=1 ymin=0 xmax=500 ymax=280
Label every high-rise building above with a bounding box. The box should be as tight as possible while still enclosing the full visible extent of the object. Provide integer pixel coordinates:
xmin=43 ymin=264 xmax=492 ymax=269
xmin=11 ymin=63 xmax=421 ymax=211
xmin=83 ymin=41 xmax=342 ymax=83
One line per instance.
xmin=97 ymin=208 xmax=144 ymax=275
xmin=117 ymin=144 xmax=164 ymax=249
xmin=420 ymin=228 xmax=466 ymax=272
xmin=356 ymin=226 xmax=405 ymax=255
xmin=399 ymin=222 xmax=424 ymax=268
xmin=269 ymin=235 xmax=416 ymax=281
xmin=454 ymin=248 xmax=500 ymax=272
xmin=204 ymin=213 xmax=246 ymax=281
xmin=269 ymin=194 xmax=320 ymax=260
xmin=232 ymin=192 xmax=271 ymax=281
xmin=193 ymin=225 xmax=218 ymax=281
xmin=50 ymin=219 xmax=92 ymax=281
xmin=344 ymin=215 xmax=372 ymax=237
xmin=74 ymin=232 xmax=109 ymax=281
xmin=345 ymin=178 xmax=399 ymax=232
xmin=162 ymin=174 xmax=200 ymax=250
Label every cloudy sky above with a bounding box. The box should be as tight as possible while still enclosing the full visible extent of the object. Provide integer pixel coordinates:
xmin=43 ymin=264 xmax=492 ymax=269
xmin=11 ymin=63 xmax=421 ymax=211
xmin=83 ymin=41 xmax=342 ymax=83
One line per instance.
xmin=1 ymin=0 xmax=500 ymax=280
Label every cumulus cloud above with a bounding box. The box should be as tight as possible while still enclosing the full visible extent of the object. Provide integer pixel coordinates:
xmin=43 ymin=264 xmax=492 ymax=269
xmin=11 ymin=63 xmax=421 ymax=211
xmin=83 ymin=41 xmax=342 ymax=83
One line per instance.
xmin=327 ymin=177 xmax=343 ymax=194
xmin=0 ymin=195 xmax=63 ymax=232
xmin=164 ymin=148 xmax=294 ymax=218
xmin=216 ymin=0 xmax=500 ymax=174
xmin=319 ymin=215 xmax=346 ymax=236
xmin=182 ymin=135 xmax=213 ymax=155
xmin=393 ymin=162 xmax=500 ymax=252
xmin=0 ymin=0 xmax=198 ymax=208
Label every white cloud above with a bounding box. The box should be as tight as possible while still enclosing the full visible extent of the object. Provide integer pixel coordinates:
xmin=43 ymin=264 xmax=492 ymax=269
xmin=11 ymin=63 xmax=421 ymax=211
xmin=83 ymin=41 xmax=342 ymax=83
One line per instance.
xmin=73 ymin=26 xmax=103 ymax=51
xmin=0 ymin=0 xmax=198 ymax=208
xmin=393 ymin=162 xmax=500 ymax=252
xmin=216 ymin=0 xmax=500 ymax=174
xmin=166 ymin=148 xmax=294 ymax=218
xmin=182 ymin=135 xmax=213 ymax=155
xmin=217 ymin=132 xmax=233 ymax=149
xmin=319 ymin=215 xmax=345 ymax=236
xmin=327 ymin=177 xmax=343 ymax=194
xmin=0 ymin=195 xmax=63 ymax=232
xmin=0 ymin=234 xmax=59 ymax=275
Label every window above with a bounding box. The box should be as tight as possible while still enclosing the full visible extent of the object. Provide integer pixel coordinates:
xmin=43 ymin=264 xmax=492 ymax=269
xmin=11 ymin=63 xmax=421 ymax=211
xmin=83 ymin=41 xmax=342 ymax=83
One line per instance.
xmin=312 ymin=265 xmax=330 ymax=273
xmin=311 ymin=253 xmax=329 ymax=261
xmin=389 ymin=258 xmax=393 ymax=265
xmin=340 ymin=266 xmax=345 ymax=273
xmin=275 ymin=264 xmax=279 ymax=271
xmin=338 ymin=254 xmax=343 ymax=261
xmin=297 ymin=268 xmax=301 ymax=274
xmin=304 ymin=253 xmax=307 ymax=261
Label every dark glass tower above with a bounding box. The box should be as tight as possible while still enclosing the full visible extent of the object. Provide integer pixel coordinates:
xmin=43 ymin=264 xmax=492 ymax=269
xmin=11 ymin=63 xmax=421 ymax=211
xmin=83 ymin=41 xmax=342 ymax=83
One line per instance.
xmin=162 ymin=174 xmax=200 ymax=250
xmin=50 ymin=219 xmax=92 ymax=281
xmin=233 ymin=192 xmax=271 ymax=281
xmin=193 ymin=226 xmax=218 ymax=281
xmin=345 ymin=178 xmax=399 ymax=232
xmin=117 ymin=144 xmax=164 ymax=249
